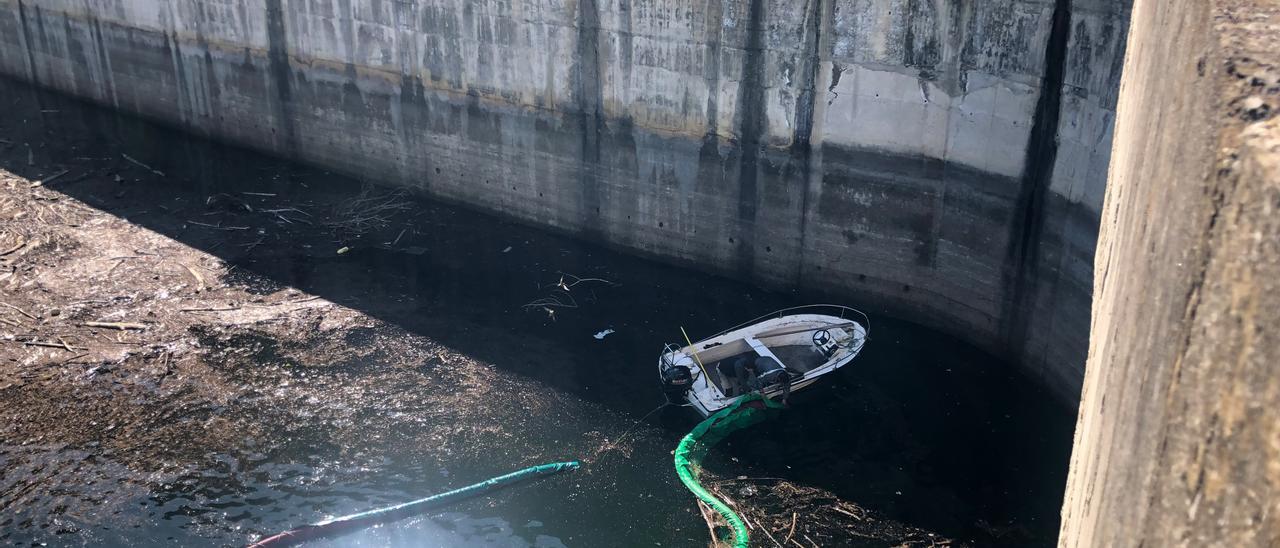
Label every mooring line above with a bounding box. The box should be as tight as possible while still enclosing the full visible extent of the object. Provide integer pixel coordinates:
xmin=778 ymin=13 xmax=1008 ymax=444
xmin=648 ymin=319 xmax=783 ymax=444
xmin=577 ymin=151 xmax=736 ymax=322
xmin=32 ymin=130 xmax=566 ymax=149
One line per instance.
xmin=591 ymin=402 xmax=670 ymax=463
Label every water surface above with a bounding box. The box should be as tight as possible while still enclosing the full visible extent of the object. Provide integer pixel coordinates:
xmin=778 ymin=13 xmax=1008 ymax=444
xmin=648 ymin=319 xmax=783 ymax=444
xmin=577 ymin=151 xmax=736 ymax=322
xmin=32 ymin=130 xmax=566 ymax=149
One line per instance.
xmin=0 ymin=76 xmax=1074 ymax=547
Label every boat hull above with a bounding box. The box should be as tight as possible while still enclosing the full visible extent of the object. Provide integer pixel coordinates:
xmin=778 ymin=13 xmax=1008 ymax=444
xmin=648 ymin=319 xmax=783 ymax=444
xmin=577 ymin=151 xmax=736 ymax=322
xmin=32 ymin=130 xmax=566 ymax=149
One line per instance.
xmin=658 ymin=306 xmax=869 ymax=418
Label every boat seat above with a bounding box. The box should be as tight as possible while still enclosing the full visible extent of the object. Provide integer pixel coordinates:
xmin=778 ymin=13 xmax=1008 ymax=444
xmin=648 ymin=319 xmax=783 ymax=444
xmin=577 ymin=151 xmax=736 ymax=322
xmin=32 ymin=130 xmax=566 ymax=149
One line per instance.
xmin=744 ymin=337 xmax=805 ymax=378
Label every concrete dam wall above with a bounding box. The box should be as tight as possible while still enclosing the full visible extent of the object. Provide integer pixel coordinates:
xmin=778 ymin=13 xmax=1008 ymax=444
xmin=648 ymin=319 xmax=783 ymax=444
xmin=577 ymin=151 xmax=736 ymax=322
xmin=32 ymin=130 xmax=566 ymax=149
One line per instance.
xmin=0 ymin=0 xmax=1129 ymax=403
xmin=1061 ymin=0 xmax=1280 ymax=544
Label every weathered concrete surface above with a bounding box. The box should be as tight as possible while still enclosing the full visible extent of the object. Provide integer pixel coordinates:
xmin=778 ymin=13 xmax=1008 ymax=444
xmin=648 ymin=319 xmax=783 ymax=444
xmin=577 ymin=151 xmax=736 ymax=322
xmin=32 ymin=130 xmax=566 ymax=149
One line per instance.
xmin=1060 ymin=0 xmax=1280 ymax=545
xmin=0 ymin=0 xmax=1130 ymax=402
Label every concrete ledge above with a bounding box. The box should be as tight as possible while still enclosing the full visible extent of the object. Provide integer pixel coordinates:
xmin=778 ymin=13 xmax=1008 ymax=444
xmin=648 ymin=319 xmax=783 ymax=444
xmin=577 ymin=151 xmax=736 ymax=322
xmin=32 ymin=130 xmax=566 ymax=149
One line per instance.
xmin=1061 ymin=0 xmax=1280 ymax=544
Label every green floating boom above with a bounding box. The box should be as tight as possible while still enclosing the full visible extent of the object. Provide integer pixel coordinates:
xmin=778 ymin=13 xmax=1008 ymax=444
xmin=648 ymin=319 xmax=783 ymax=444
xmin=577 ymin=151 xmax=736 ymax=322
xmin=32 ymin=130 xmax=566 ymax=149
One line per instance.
xmin=675 ymin=394 xmax=784 ymax=548
xmin=247 ymin=461 xmax=579 ymax=548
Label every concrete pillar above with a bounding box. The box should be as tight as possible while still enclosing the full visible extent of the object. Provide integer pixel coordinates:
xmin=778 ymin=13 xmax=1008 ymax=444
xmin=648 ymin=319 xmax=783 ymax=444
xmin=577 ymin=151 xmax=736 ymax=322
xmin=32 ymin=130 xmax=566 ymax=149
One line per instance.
xmin=1060 ymin=0 xmax=1279 ymax=546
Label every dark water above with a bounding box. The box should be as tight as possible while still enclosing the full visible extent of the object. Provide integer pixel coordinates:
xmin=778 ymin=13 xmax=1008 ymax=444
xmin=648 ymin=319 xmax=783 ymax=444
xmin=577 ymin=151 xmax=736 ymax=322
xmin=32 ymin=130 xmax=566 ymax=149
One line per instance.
xmin=0 ymin=76 xmax=1075 ymax=547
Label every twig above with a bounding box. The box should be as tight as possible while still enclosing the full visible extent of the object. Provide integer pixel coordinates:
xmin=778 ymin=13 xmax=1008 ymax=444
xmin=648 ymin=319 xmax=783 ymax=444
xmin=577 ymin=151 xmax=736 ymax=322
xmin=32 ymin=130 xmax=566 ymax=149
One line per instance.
xmin=0 ymin=301 xmax=37 ymax=320
xmin=521 ymin=273 xmax=619 ymax=317
xmin=324 ymin=187 xmax=411 ymax=234
xmin=241 ymin=237 xmax=266 ymax=253
xmin=58 ymin=171 xmax=91 ymax=185
xmin=0 ymin=317 xmax=23 ymax=328
xmin=597 ymin=402 xmax=668 ymax=458
xmin=121 ymin=153 xmax=165 ymax=176
xmin=180 ymin=306 xmax=241 ymax=312
xmin=182 ymin=264 xmax=206 ymax=291
xmin=785 ymin=513 xmax=798 ymax=544
xmin=22 ymin=340 xmax=76 ymax=352
xmin=695 ymin=502 xmax=724 ymax=547
xmin=803 ymin=533 xmax=818 ymax=548
xmin=244 ymin=295 xmax=321 ymax=308
xmin=83 ymin=321 xmax=148 ymax=330
xmin=557 ymin=272 xmax=620 ymax=289
xmin=62 ymin=352 xmax=88 ymax=364
xmin=30 ymin=169 xmax=69 ymax=188
xmin=832 ymin=506 xmax=862 ymax=520
xmin=262 ymin=208 xmax=311 ymax=217
xmin=389 ymin=228 xmax=406 ymax=246
xmin=0 ymin=238 xmax=26 ymax=256
xmin=758 ymin=520 xmax=784 ymax=547
xmin=56 ymin=337 xmax=76 ymax=352
xmin=187 ymin=220 xmax=250 ymax=230
xmin=106 ymin=258 xmax=128 ymax=275
xmin=241 ymin=192 xmax=276 ymax=197
xmin=522 ymin=289 xmax=580 ymax=312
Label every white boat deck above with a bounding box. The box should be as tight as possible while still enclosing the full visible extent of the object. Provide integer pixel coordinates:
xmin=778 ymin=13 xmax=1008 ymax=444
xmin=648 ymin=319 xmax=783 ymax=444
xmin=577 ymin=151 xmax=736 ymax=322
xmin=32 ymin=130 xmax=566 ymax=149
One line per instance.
xmin=744 ymin=336 xmax=783 ymax=366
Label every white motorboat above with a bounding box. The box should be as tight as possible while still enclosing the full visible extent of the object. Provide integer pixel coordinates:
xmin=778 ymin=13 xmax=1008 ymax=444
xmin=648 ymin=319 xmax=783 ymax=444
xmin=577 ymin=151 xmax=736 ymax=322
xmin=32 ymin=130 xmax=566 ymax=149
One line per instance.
xmin=658 ymin=305 xmax=870 ymax=417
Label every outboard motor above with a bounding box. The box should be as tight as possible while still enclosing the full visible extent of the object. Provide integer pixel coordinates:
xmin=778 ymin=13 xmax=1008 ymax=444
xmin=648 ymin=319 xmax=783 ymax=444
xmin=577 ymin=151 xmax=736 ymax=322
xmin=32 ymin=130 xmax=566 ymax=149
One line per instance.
xmin=660 ymin=363 xmax=694 ymax=403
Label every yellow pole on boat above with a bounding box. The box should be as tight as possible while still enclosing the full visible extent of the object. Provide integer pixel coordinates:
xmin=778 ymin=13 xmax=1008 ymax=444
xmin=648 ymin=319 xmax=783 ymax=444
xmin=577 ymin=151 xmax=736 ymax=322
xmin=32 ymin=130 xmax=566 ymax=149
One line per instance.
xmin=680 ymin=326 xmax=711 ymax=380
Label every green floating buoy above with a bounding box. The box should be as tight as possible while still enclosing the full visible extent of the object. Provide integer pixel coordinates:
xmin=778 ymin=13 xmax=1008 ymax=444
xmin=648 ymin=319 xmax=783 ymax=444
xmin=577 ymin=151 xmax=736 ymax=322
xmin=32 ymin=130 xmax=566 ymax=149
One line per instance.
xmin=675 ymin=393 xmax=785 ymax=548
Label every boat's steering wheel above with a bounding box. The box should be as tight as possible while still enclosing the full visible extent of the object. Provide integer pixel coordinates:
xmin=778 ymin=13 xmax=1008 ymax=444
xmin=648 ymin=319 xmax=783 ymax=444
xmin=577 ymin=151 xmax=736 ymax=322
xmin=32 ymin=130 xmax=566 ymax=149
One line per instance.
xmin=816 ymin=326 xmax=861 ymax=350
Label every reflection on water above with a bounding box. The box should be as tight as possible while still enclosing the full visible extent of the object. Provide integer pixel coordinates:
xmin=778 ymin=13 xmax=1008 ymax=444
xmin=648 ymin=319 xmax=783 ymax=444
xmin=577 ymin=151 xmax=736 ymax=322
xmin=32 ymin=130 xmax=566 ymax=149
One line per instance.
xmin=0 ymin=444 xmax=572 ymax=547
xmin=0 ymin=75 xmax=1074 ymax=547
xmin=321 ymin=514 xmax=570 ymax=548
